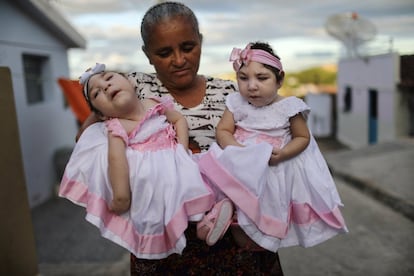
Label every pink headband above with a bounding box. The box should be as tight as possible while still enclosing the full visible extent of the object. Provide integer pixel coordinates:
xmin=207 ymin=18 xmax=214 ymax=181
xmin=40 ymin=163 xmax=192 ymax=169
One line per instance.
xmin=229 ymin=43 xmax=283 ymax=72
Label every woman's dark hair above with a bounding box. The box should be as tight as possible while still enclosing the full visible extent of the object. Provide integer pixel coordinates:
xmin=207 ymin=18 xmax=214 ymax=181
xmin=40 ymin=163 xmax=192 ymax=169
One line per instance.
xmin=250 ymin=41 xmax=284 ymax=82
xmin=141 ymin=1 xmax=202 ymax=48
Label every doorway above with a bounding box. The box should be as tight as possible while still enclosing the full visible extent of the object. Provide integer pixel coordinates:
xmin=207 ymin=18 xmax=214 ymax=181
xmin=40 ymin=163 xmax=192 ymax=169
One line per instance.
xmin=368 ymin=89 xmax=378 ymax=144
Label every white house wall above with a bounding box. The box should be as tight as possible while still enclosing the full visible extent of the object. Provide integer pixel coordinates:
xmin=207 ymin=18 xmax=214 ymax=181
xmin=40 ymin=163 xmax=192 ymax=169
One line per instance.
xmin=336 ymin=85 xmax=368 ymax=148
xmin=337 ymin=53 xmax=399 ymax=148
xmin=378 ymin=88 xmax=396 ymax=141
xmin=305 ymin=93 xmax=333 ymax=137
xmin=0 ymin=1 xmax=78 ymax=207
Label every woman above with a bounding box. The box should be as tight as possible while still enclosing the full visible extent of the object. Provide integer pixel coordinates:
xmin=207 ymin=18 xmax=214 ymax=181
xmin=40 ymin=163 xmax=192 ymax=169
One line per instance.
xmin=79 ymin=2 xmax=284 ymax=275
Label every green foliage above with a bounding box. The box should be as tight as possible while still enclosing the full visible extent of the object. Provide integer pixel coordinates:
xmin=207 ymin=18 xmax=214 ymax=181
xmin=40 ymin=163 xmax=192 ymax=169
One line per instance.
xmin=280 ymin=65 xmax=337 ymax=96
xmin=285 ymin=66 xmax=337 ymax=86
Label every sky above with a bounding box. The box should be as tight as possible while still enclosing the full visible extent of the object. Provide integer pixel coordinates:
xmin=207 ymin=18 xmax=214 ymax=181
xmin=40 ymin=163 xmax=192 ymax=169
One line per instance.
xmin=50 ymin=0 xmax=414 ymax=78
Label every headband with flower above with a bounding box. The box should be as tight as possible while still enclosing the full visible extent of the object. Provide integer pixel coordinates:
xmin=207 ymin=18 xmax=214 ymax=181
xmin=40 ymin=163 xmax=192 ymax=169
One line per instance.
xmin=229 ymin=43 xmax=283 ymax=72
xmin=79 ymin=63 xmax=106 ymax=100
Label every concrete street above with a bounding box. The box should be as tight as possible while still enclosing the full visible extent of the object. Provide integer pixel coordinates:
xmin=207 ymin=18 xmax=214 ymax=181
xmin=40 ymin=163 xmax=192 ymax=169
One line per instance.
xmin=279 ymin=178 xmax=414 ymax=276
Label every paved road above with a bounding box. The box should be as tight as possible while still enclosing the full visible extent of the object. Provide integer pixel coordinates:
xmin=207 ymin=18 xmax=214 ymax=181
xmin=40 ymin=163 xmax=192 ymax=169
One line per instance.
xmin=279 ymin=177 xmax=414 ymax=276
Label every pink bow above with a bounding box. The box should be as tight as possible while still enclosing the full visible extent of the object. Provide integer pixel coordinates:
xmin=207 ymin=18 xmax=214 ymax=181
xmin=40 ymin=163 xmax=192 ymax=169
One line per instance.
xmin=229 ymin=43 xmax=284 ymax=72
xmin=229 ymin=43 xmax=253 ymax=71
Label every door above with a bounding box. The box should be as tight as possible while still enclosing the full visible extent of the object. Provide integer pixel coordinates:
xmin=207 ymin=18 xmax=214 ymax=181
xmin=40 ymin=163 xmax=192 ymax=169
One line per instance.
xmin=368 ymin=89 xmax=378 ymax=144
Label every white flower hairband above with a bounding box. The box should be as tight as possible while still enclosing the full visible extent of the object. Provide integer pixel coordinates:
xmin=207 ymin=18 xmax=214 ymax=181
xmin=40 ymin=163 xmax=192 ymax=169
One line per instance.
xmin=79 ymin=63 xmax=106 ymax=100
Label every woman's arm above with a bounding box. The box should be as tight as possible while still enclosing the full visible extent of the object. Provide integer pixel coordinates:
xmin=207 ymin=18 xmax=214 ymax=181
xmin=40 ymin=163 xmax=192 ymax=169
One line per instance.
xmin=165 ymin=109 xmax=189 ymax=150
xmin=216 ymin=108 xmax=244 ymax=148
xmin=269 ymin=113 xmax=310 ymax=166
xmin=107 ymin=133 xmax=131 ymax=214
xmin=76 ymin=112 xmax=101 ymax=142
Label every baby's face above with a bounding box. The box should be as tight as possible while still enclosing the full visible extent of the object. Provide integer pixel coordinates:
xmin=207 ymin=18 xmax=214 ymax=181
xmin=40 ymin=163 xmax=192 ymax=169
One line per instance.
xmin=88 ymin=72 xmax=132 ymax=99
xmin=88 ymin=72 xmax=136 ymax=117
xmin=237 ymin=61 xmax=282 ymax=107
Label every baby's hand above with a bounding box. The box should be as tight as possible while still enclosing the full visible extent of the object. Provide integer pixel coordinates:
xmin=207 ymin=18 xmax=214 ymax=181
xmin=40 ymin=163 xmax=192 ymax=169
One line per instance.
xmin=268 ymin=147 xmax=283 ymax=166
xmin=109 ymin=196 xmax=131 ymax=214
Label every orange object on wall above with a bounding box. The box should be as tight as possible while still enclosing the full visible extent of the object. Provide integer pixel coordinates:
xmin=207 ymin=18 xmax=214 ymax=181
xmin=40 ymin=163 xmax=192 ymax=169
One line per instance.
xmin=57 ymin=78 xmax=91 ymax=124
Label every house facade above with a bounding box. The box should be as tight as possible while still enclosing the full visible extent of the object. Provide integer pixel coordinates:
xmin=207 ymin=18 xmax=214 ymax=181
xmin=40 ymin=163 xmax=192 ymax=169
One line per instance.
xmin=305 ymin=93 xmax=335 ymax=138
xmin=303 ymin=84 xmax=337 ymax=138
xmin=336 ymin=52 xmax=412 ymax=149
xmin=0 ymin=0 xmax=85 ymax=207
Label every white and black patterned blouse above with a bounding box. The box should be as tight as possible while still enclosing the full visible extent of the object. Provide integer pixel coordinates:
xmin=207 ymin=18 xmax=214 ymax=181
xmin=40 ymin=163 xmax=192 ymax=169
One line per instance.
xmin=128 ymin=72 xmax=237 ymax=152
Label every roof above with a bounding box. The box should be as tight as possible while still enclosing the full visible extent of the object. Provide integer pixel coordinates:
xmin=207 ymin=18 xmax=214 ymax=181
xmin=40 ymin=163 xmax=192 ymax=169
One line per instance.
xmin=11 ymin=0 xmax=86 ymax=49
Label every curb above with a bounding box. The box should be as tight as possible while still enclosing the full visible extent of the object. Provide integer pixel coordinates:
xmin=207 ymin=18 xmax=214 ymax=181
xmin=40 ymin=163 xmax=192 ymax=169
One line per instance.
xmin=329 ymin=167 xmax=414 ymax=222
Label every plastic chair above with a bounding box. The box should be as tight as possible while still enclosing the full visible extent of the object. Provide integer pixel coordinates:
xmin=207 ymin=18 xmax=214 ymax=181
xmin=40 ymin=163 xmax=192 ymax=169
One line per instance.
xmin=57 ymin=78 xmax=91 ymax=125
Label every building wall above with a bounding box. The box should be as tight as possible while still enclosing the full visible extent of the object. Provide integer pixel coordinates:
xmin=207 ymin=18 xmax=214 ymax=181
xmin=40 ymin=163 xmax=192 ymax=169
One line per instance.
xmin=305 ymin=93 xmax=333 ymax=138
xmin=336 ymin=53 xmax=400 ymax=149
xmin=0 ymin=1 xmax=78 ymax=207
xmin=395 ymin=91 xmax=410 ymax=137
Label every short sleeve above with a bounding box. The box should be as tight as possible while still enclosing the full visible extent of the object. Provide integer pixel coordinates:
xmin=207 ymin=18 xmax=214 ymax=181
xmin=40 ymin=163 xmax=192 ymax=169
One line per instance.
xmin=225 ymin=92 xmax=243 ymax=113
xmin=155 ymin=96 xmax=175 ymax=111
xmin=146 ymin=96 xmax=175 ymax=116
xmin=105 ymin=118 xmax=128 ymax=144
xmin=282 ymin=97 xmax=310 ymax=121
xmin=128 ymin=72 xmax=170 ymax=99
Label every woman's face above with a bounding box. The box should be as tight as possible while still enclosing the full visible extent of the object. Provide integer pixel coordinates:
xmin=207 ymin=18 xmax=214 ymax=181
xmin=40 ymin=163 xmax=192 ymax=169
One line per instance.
xmin=143 ymin=16 xmax=202 ymax=91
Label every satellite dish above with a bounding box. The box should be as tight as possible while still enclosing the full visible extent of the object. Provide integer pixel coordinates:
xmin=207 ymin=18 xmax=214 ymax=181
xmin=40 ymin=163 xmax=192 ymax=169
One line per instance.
xmin=325 ymin=12 xmax=377 ymax=58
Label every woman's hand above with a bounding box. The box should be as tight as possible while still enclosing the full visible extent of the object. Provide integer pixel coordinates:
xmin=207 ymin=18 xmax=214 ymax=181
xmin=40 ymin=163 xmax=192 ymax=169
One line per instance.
xmin=76 ymin=112 xmax=100 ymax=141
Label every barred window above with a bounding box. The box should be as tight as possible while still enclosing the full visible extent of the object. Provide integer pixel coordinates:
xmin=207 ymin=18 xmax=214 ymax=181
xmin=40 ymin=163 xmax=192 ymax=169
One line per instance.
xmin=23 ymin=54 xmax=48 ymax=104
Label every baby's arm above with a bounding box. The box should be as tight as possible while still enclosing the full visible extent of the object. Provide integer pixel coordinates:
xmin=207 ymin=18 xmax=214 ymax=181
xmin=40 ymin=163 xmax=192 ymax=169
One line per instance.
xmin=165 ymin=109 xmax=189 ymax=150
xmin=269 ymin=113 xmax=310 ymax=166
xmin=216 ymin=108 xmax=244 ymax=149
xmin=107 ymin=133 xmax=131 ymax=214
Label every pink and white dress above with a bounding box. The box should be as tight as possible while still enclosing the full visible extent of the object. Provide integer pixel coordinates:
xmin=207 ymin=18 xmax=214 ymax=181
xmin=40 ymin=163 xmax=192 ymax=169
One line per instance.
xmin=59 ymin=98 xmax=214 ymax=259
xmin=198 ymin=93 xmax=348 ymax=252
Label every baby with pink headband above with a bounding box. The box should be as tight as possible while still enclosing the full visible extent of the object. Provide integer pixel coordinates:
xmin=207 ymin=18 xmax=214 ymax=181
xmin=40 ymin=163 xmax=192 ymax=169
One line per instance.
xmin=197 ymin=41 xmax=348 ymax=252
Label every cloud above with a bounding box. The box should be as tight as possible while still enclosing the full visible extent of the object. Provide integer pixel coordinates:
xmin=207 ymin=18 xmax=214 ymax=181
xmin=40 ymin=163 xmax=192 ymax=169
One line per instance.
xmin=52 ymin=0 xmax=414 ymax=77
xmin=51 ymin=0 xmax=149 ymax=14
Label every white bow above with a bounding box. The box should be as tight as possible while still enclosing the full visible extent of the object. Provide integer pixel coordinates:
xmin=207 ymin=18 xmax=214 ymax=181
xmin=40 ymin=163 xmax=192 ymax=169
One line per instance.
xmin=79 ymin=63 xmax=106 ymax=86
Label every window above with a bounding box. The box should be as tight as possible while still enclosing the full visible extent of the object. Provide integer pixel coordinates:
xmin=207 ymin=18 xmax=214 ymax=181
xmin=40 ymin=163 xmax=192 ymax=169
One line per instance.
xmin=343 ymin=85 xmax=352 ymax=112
xmin=23 ymin=54 xmax=48 ymax=104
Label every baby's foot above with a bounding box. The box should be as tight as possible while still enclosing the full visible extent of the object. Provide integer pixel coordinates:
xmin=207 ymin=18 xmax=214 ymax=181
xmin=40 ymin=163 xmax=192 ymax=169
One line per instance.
xmin=196 ymin=198 xmax=233 ymax=245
